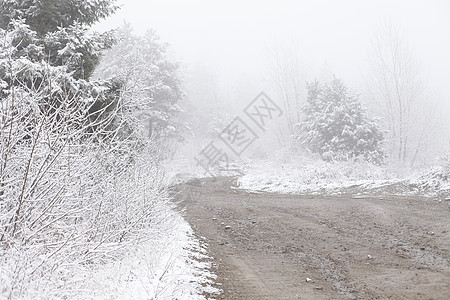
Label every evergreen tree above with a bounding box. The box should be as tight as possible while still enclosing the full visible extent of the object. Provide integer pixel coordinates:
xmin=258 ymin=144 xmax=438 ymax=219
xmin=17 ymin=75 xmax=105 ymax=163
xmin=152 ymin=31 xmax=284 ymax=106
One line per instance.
xmin=0 ymin=0 xmax=118 ymax=34
xmin=0 ymin=0 xmax=118 ymax=79
xmin=0 ymin=0 xmax=123 ymax=141
xmin=301 ymin=78 xmax=385 ymax=164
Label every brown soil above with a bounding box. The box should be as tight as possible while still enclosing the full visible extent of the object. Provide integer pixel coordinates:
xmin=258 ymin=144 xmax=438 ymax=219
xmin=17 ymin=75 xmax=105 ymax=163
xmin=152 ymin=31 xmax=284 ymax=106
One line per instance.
xmin=173 ymin=177 xmax=450 ymax=299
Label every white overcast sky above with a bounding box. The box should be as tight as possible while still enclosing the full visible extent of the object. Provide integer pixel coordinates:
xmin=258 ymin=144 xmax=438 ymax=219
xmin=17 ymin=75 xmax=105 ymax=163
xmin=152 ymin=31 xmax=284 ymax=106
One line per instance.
xmin=95 ymin=0 xmax=450 ymax=97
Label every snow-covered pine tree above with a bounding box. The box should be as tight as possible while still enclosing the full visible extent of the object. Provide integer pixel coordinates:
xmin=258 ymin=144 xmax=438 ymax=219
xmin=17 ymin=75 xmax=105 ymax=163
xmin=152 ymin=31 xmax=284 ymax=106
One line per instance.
xmin=0 ymin=0 xmax=118 ymax=34
xmin=301 ymin=78 xmax=385 ymax=164
xmin=0 ymin=0 xmax=118 ymax=78
xmin=0 ymin=0 xmax=123 ymax=142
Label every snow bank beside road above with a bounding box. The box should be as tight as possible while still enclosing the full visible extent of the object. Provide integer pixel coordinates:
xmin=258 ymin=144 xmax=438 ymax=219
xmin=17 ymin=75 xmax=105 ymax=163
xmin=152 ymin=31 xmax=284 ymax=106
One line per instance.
xmin=238 ymin=156 xmax=450 ymax=198
xmin=73 ymin=203 xmax=220 ymax=300
xmin=408 ymin=166 xmax=450 ymax=196
xmin=238 ymin=157 xmax=394 ymax=195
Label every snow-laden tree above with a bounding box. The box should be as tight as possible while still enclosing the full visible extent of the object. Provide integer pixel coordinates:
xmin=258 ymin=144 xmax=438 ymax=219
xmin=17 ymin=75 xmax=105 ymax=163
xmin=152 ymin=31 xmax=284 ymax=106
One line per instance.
xmin=0 ymin=0 xmax=123 ymax=144
xmin=367 ymin=22 xmax=441 ymax=167
xmin=300 ymin=78 xmax=385 ymax=164
xmin=265 ymin=41 xmax=305 ymax=146
xmin=0 ymin=1 xmax=175 ymax=297
xmin=93 ymin=23 xmax=184 ymax=141
xmin=0 ymin=0 xmax=118 ymax=32
xmin=0 ymin=0 xmax=118 ymax=79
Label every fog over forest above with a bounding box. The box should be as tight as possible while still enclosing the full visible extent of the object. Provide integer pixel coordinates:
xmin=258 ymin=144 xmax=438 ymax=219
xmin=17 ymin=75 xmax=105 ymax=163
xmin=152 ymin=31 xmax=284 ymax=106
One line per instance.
xmin=96 ymin=0 xmax=450 ymax=164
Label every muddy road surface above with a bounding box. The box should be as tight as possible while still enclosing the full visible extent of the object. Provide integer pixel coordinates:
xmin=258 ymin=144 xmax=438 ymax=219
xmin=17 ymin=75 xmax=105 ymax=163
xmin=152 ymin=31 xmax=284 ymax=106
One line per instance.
xmin=174 ymin=177 xmax=450 ymax=299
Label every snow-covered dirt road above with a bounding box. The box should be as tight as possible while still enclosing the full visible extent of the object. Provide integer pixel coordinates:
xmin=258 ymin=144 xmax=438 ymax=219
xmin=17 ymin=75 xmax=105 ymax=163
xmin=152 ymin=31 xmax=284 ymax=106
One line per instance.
xmin=174 ymin=176 xmax=450 ymax=299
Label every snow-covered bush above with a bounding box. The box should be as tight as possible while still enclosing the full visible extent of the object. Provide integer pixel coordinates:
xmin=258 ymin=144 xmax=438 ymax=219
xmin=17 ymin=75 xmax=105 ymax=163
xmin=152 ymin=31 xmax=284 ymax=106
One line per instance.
xmin=0 ymin=47 xmax=170 ymax=299
xmin=206 ymin=111 xmax=234 ymax=139
xmin=299 ymin=78 xmax=385 ymax=164
xmin=408 ymin=166 xmax=449 ymax=195
xmin=0 ymin=143 xmax=170 ymax=299
xmin=0 ymin=64 xmax=175 ymax=297
xmin=0 ymin=3 xmax=188 ymax=298
xmin=407 ymin=152 xmax=450 ymax=196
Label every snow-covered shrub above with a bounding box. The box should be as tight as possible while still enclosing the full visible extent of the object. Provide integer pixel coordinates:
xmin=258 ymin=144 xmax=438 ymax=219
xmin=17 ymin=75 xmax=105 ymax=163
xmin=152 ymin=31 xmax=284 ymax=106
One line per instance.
xmin=0 ymin=141 xmax=172 ymax=299
xmin=205 ymin=111 xmax=234 ymax=139
xmin=0 ymin=11 xmax=179 ymax=298
xmin=0 ymin=70 xmax=172 ymax=297
xmin=300 ymin=78 xmax=385 ymax=164
xmin=407 ymin=153 xmax=450 ymax=196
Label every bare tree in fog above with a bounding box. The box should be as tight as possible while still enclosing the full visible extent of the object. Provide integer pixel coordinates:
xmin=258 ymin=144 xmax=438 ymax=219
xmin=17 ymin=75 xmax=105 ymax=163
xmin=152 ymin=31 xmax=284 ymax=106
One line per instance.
xmin=266 ymin=42 xmax=305 ymax=145
xmin=368 ymin=22 xmax=439 ymax=166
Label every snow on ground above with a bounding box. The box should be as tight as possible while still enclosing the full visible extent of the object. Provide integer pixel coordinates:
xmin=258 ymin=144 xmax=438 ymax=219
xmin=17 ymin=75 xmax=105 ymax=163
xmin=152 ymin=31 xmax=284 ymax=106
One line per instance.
xmin=238 ymin=155 xmax=397 ymax=196
xmin=166 ymin=155 xmax=242 ymax=185
xmin=408 ymin=166 xmax=450 ymax=196
xmin=71 ymin=202 xmax=220 ymax=299
xmin=237 ymin=150 xmax=450 ymax=198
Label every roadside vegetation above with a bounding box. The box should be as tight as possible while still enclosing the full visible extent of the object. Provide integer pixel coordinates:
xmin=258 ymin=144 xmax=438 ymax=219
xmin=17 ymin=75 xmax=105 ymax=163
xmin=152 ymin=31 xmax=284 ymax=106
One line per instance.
xmin=0 ymin=1 xmax=217 ymax=298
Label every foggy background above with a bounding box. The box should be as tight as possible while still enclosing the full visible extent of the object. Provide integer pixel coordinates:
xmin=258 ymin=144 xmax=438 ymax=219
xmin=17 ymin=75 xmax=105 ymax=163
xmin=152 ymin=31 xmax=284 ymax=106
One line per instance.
xmin=95 ymin=0 xmax=450 ymax=89
xmin=96 ymin=0 xmax=450 ymax=163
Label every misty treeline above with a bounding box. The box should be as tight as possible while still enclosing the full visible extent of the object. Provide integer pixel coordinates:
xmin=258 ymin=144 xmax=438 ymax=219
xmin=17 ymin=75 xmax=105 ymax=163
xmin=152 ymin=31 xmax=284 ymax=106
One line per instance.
xmin=262 ymin=22 xmax=444 ymax=169
xmin=0 ymin=0 xmax=182 ymax=297
xmin=186 ymin=23 xmax=445 ymax=169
